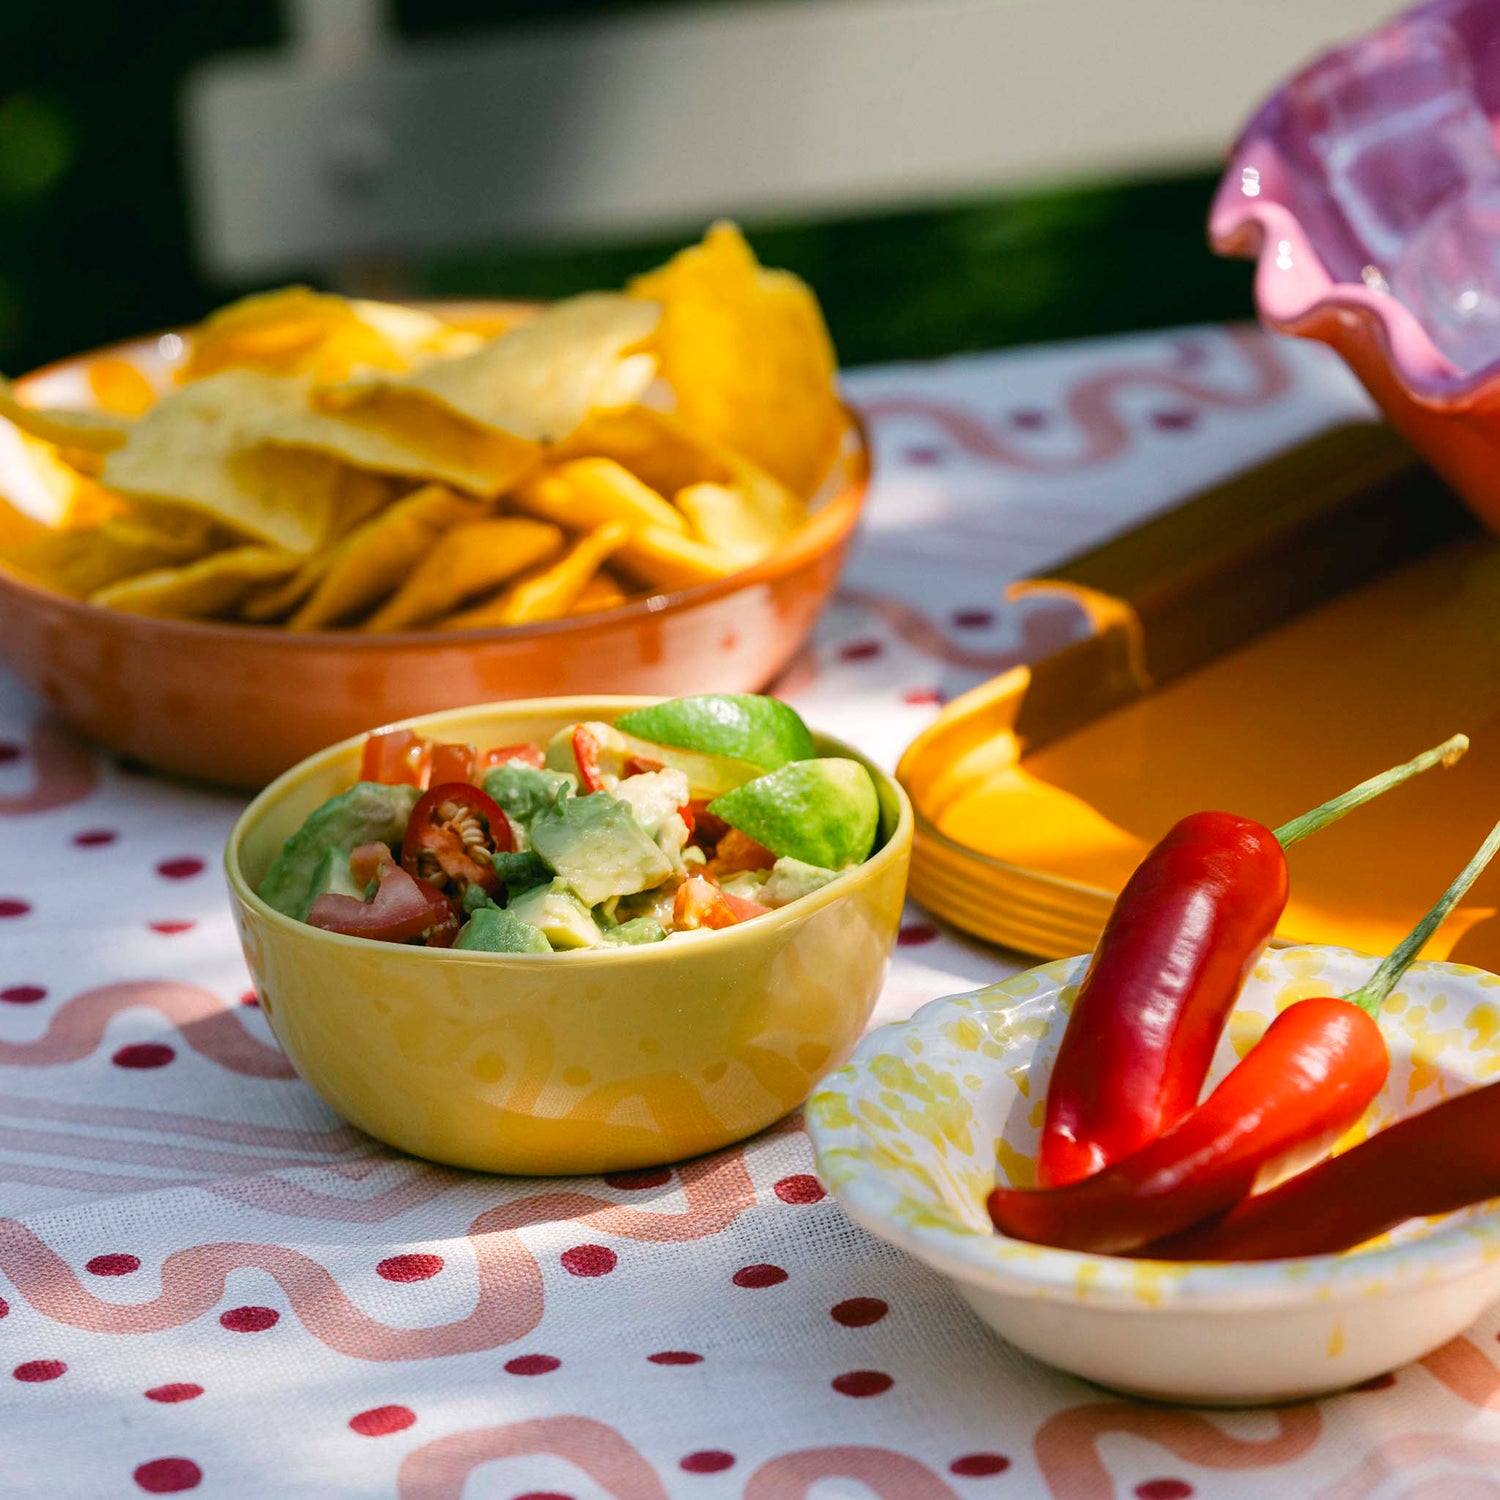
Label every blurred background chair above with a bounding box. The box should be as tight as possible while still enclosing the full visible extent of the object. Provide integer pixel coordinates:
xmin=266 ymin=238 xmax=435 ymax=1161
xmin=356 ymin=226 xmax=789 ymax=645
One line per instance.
xmin=1 ymin=0 xmax=1385 ymax=374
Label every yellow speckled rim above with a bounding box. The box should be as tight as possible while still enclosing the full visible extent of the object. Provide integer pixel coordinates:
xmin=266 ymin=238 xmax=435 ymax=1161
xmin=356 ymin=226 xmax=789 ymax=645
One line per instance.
xmin=809 ymin=948 xmax=1500 ymax=1314
xmin=225 ymin=694 xmax=914 ymax=967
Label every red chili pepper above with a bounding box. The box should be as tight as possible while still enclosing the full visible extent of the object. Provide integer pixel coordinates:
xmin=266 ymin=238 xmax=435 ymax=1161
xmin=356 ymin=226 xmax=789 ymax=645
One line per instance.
xmin=678 ymin=802 xmax=696 ymax=839
xmin=572 ymin=726 xmax=606 ymax=792
xmin=428 ymin=741 xmax=478 ymax=786
xmin=1037 ymin=736 xmax=1467 ymax=1187
xmin=481 ymin=742 xmax=546 ymax=771
xmin=359 ymin=727 xmax=430 ymax=788
xmin=400 ymin=783 xmax=513 ymax=897
xmin=308 ymin=843 xmax=457 ymax=945
xmin=991 ymin=811 xmax=1500 ymax=1255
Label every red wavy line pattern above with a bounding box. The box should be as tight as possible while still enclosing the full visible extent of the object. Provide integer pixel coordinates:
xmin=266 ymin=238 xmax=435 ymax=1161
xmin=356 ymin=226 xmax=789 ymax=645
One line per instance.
xmin=1315 ymin=1433 xmax=1500 ymax=1500
xmin=746 ymin=1446 xmax=960 ymax=1498
xmin=1421 ymin=1335 xmax=1500 ymax=1409
xmin=0 ymin=714 xmax=98 ymax=816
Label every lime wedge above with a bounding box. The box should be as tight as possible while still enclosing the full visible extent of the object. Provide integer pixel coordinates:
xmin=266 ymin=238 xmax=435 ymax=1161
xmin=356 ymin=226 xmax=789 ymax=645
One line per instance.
xmin=615 ymin=694 xmax=816 ymax=771
xmin=708 ymin=758 xmax=879 ymax=869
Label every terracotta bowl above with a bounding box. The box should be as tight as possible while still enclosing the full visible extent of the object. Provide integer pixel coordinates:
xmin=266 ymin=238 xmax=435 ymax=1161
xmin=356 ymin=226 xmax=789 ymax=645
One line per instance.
xmin=1210 ymin=0 xmax=1500 ymax=532
xmin=0 ymin=311 xmax=870 ymax=788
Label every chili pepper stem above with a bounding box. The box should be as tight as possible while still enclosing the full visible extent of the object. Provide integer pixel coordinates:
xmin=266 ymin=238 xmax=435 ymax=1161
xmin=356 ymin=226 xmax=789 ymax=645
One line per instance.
xmin=1273 ymin=735 xmax=1468 ymax=849
xmin=1344 ymin=815 xmax=1500 ymax=1018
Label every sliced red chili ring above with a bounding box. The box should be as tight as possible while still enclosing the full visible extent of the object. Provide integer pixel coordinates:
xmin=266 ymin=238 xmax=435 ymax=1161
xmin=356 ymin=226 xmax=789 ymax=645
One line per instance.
xmin=400 ymin=782 xmax=512 ymax=897
xmin=572 ymin=725 xmax=606 ymax=792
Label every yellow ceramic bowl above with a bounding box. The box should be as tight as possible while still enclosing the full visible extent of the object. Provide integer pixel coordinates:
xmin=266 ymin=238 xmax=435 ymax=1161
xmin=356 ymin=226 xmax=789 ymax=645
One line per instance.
xmin=226 ymin=696 xmax=912 ymax=1175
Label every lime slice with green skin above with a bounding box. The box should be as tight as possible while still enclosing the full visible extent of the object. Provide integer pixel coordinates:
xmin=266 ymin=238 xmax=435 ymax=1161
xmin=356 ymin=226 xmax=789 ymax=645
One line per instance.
xmin=615 ymin=694 xmax=817 ymax=772
xmin=708 ymin=758 xmax=880 ymax=869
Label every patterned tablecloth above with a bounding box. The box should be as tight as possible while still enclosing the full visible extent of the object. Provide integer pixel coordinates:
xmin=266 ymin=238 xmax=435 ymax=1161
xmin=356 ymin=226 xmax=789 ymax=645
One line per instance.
xmin=8 ymin=326 xmax=1494 ymax=1499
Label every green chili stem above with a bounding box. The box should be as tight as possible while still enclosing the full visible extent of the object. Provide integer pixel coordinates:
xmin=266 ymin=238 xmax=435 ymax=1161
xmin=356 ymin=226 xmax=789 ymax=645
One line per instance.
xmin=1345 ymin=816 xmax=1500 ymax=1018
xmin=1274 ymin=735 xmax=1468 ymax=849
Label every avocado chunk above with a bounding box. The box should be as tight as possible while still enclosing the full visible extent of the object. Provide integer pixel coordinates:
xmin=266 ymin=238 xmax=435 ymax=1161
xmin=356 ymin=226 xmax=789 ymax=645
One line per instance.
xmin=492 ymin=849 xmax=552 ymax=899
xmin=482 ymin=763 xmax=574 ymax=832
xmin=759 ymin=857 xmax=841 ymax=908
xmin=454 ymin=905 xmax=551 ymax=953
xmin=257 ymin=781 xmax=419 ymax=921
xmin=527 ymin=792 xmax=673 ymax=907
xmin=615 ymin=694 xmax=817 ymax=770
xmin=608 ymin=916 xmax=668 ymax=945
xmin=306 ymin=847 xmax=370 ymax=905
xmin=507 ymin=879 xmax=604 ymax=949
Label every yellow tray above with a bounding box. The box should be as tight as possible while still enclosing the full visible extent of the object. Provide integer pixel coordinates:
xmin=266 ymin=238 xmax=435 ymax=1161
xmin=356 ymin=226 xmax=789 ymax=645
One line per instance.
xmin=899 ymin=422 xmax=1500 ymax=963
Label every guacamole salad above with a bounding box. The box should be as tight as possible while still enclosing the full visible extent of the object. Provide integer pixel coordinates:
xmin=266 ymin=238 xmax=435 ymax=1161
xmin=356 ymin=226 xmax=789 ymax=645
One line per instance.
xmin=256 ymin=695 xmax=882 ymax=952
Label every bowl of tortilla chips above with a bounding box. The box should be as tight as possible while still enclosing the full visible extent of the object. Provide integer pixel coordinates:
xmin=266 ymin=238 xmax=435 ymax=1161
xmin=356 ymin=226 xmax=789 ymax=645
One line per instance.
xmin=0 ymin=224 xmax=869 ymax=788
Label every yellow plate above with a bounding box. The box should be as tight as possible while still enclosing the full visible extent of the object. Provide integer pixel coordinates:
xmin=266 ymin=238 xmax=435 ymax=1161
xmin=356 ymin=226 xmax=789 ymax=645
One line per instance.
xmin=226 ymin=696 xmax=912 ymax=1176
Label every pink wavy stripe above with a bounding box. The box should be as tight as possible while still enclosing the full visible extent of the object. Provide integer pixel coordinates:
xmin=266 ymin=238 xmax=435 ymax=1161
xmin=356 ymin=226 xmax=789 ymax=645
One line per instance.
xmin=201 ymin=1164 xmax=461 ymax=1224
xmin=1421 ymin=1335 xmax=1500 ymax=1408
xmin=1033 ymin=1402 xmax=1322 ymax=1500
xmin=398 ymin=1415 xmax=670 ymax=1500
xmin=0 ymin=715 xmax=98 ymax=816
xmin=0 ymin=1151 xmax=755 ymax=1359
xmin=746 ymin=1447 xmax=959 ymax=1499
xmin=0 ymin=981 xmax=294 ymax=1079
xmin=0 ymin=1161 xmax=189 ymax=1195
xmin=836 ymin=587 xmax=1090 ymax=672
xmin=1316 ymin=1434 xmax=1500 ymax=1500
xmin=857 ymin=326 xmax=1291 ymax=473
xmin=0 ymin=1122 xmax=362 ymax=1177
xmin=0 ymin=1092 xmax=362 ymax=1152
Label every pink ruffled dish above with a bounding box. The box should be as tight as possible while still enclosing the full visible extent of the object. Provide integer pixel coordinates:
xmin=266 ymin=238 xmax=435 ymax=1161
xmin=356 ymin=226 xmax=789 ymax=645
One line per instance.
xmin=1211 ymin=0 xmax=1500 ymax=530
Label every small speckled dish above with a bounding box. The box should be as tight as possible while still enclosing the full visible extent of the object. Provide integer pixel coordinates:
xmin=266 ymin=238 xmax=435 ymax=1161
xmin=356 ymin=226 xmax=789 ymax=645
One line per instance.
xmin=808 ymin=946 xmax=1500 ymax=1405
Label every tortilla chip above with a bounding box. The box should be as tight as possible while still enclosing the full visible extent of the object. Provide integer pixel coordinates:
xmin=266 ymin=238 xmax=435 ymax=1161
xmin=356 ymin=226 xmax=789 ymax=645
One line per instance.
xmin=100 ymin=371 xmax=359 ymax=554
xmin=181 ymin=287 xmax=477 ymax=385
xmin=570 ymin=571 xmax=629 ymax=614
xmin=629 ymin=221 xmax=841 ymax=497
xmin=438 ymin=522 xmax=629 ymax=630
xmin=333 ymin=293 xmax=660 ymax=443
xmin=513 ymin=457 xmax=687 ymax=535
xmin=0 ymin=377 xmax=130 ymax=454
xmin=293 ymin=387 xmax=540 ymax=497
xmin=363 ymin=517 xmax=565 ymax=632
xmin=239 ymin=552 xmax=329 ymax=622
xmin=675 ymin=481 xmax=781 ymax=565
xmin=552 ymin=406 xmax=725 ymax=495
xmin=91 ymin=545 xmax=298 ymax=618
xmin=11 ymin=511 xmax=219 ymax=597
xmin=87 ymin=358 xmax=158 ymax=417
xmin=615 ymin=525 xmax=740 ymax=592
xmin=289 ymin=484 xmax=480 ymax=630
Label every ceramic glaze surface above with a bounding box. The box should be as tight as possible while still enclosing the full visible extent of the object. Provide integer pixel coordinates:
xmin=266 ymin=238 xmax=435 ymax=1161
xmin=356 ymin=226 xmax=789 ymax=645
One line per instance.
xmin=227 ymin=697 xmax=912 ymax=1176
xmin=810 ymin=945 xmax=1500 ymax=1402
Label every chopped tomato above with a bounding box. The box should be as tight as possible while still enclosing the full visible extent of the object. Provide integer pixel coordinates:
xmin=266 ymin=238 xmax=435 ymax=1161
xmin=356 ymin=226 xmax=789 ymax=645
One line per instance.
xmin=572 ymin=725 xmax=606 ymax=792
xmin=481 ymin=742 xmax=546 ymax=771
xmin=678 ymin=801 xmax=696 ymax=838
xmin=709 ymin=828 xmax=776 ymax=876
xmin=673 ymin=875 xmax=770 ymax=931
xmin=401 ymin=783 xmax=513 ymax=897
xmin=360 ymin=728 xmax=429 ymax=788
xmin=428 ymin=741 xmax=478 ymax=786
xmin=309 ymin=842 xmax=458 ymax=944
xmin=622 ymin=754 xmax=665 ymax=778
xmin=686 ymin=799 xmax=730 ymax=848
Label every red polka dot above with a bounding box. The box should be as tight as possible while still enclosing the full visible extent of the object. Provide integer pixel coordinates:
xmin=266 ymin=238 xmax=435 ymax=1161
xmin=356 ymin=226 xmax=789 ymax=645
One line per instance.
xmin=156 ymin=857 xmax=205 ymax=880
xmin=1011 ymin=407 xmax=1049 ymax=430
xmin=604 ymin=1167 xmax=671 ymax=1190
xmin=839 ymin=639 xmax=884 ymax=662
xmin=88 ymin=1253 xmax=141 ymax=1276
xmin=513 ymin=1494 xmax=573 ymax=1500
xmin=773 ymin=1173 xmax=825 ymax=1204
xmin=505 ymin=1354 xmax=560 ymax=1376
xmin=951 ymin=1454 xmax=1012 ymax=1477
xmin=831 ymin=1297 xmax=888 ymax=1327
xmin=897 ymin=923 xmax=938 ymax=947
xmin=1354 ymin=1371 xmax=1397 ymax=1391
xmin=1136 ymin=1482 xmax=1193 ymax=1500
xmin=0 ymin=1298 xmax=9 ymax=1318
xmin=73 ymin=829 xmax=118 ymax=848
xmin=0 ymin=899 xmax=31 ymax=919
xmin=561 ymin=1244 xmax=617 ymax=1277
xmin=0 ymin=985 xmax=45 ymax=1004
xmin=133 ymin=1457 xmax=202 ymax=1493
xmin=832 ymin=1370 xmax=893 ymax=1398
xmin=349 ymin=1404 xmax=416 ymax=1436
xmin=952 ymin=608 xmax=995 ymax=629
xmin=145 ymin=1384 xmax=203 ymax=1404
xmin=113 ymin=1043 xmax=175 ymax=1069
xmin=733 ymin=1263 xmax=788 ymax=1289
xmin=902 ymin=688 xmax=943 ymax=706
xmin=148 ymin=921 xmax=194 ymax=935
xmin=0 ymin=742 xmax=20 ymax=764
xmin=14 ymin=1359 xmax=66 ymax=1382
xmin=1150 ymin=408 xmax=1198 ymax=432
xmin=377 ymin=1253 xmax=443 ymax=1283
xmin=239 ymin=990 xmax=259 ymax=1008
xmin=902 ymin=444 xmax=946 ymax=467
xmin=648 ymin=1351 xmax=703 ymax=1365
xmin=680 ymin=1451 xmax=735 ymax=1474
xmin=219 ymin=1306 xmax=278 ymax=1333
